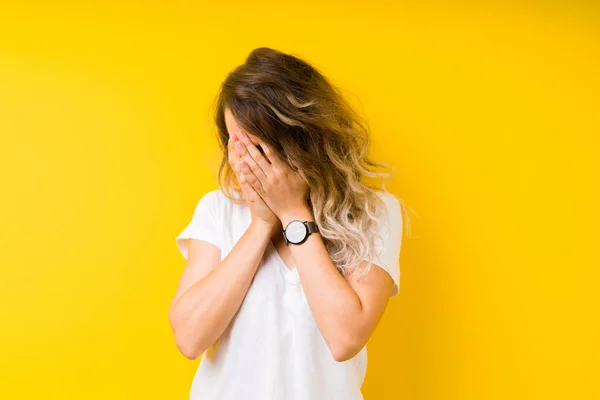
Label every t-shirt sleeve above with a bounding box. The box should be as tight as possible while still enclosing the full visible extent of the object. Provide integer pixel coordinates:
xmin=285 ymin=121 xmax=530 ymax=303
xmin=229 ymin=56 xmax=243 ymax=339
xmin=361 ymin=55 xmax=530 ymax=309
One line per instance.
xmin=176 ymin=190 xmax=223 ymax=260
xmin=368 ymin=193 xmax=403 ymax=297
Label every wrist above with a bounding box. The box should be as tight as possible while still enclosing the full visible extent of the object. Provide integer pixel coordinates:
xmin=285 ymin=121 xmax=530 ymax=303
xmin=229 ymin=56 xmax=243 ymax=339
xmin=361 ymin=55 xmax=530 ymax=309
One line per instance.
xmin=250 ymin=219 xmax=278 ymax=236
xmin=280 ymin=207 xmax=314 ymax=229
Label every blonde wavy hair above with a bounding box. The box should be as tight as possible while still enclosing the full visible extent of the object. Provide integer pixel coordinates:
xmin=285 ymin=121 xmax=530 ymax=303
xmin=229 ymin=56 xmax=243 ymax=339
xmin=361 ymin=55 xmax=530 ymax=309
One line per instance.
xmin=210 ymin=47 xmax=411 ymax=278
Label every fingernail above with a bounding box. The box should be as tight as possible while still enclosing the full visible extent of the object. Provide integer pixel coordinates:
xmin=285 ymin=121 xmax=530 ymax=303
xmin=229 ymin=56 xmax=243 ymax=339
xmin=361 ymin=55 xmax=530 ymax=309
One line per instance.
xmin=235 ymin=142 xmax=244 ymax=152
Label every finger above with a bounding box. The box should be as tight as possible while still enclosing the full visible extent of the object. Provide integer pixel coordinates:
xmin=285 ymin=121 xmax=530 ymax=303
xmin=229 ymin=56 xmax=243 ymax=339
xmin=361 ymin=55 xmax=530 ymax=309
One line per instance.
xmin=238 ymin=171 xmax=261 ymax=202
xmin=237 ymin=131 xmax=273 ymax=179
xmin=238 ymin=161 xmax=262 ymax=201
xmin=228 ymin=136 xmax=241 ymax=178
xmin=235 ymin=134 xmax=270 ymax=187
xmin=231 ymin=135 xmax=257 ymax=202
xmin=247 ymin=134 xmax=286 ymax=170
xmin=235 ymin=146 xmax=257 ymax=201
xmin=240 ymin=156 xmax=266 ymax=195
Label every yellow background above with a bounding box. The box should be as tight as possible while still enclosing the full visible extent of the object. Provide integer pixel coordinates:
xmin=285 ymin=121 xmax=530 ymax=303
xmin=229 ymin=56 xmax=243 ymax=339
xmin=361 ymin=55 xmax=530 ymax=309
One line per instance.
xmin=1 ymin=1 xmax=598 ymax=399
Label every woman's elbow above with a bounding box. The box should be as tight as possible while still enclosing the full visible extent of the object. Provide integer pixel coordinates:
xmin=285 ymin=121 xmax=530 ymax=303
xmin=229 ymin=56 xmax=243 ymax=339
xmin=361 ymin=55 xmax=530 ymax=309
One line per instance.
xmin=175 ymin=335 xmax=202 ymax=360
xmin=171 ymin=322 xmax=202 ymax=360
xmin=171 ymin=322 xmax=207 ymax=360
xmin=330 ymin=345 xmax=361 ymax=362
xmin=169 ymin=311 xmax=203 ymax=360
xmin=328 ymin=336 xmax=365 ymax=362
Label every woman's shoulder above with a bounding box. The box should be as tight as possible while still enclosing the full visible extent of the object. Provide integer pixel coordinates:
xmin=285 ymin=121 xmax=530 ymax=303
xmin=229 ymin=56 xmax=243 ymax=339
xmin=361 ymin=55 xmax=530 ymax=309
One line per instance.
xmin=374 ymin=189 xmax=397 ymax=199
xmin=201 ymin=188 xmax=226 ymax=202
xmin=374 ymin=190 xmax=401 ymax=207
xmin=197 ymin=188 xmax=233 ymax=211
xmin=372 ymin=190 xmax=403 ymax=224
xmin=198 ymin=188 xmax=245 ymax=217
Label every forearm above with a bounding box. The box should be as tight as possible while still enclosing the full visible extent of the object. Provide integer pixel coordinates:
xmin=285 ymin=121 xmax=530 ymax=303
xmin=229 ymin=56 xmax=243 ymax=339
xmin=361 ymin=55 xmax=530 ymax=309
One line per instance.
xmin=280 ymin=211 xmax=367 ymax=357
xmin=170 ymin=221 xmax=273 ymax=358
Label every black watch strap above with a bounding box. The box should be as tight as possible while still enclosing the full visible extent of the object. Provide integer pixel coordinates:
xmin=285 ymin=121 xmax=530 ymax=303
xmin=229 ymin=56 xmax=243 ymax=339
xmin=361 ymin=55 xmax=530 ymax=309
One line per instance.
xmin=305 ymin=221 xmax=319 ymax=234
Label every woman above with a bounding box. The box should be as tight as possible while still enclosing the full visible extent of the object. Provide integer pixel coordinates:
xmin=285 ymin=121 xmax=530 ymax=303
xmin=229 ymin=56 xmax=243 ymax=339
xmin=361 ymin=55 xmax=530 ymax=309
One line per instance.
xmin=169 ymin=47 xmax=406 ymax=400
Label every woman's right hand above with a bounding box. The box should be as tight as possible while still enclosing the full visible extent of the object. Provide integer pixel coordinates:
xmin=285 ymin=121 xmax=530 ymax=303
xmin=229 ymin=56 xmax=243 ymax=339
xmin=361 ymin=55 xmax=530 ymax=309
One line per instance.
xmin=229 ymin=132 xmax=280 ymax=232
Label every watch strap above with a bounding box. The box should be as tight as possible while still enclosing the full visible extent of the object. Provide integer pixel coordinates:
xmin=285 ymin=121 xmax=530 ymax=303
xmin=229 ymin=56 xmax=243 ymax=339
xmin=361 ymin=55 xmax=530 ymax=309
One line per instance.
xmin=305 ymin=221 xmax=319 ymax=234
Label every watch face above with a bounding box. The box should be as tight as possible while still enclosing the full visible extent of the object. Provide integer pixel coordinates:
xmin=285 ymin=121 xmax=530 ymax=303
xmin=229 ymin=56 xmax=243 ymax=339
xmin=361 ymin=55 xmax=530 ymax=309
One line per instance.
xmin=285 ymin=220 xmax=308 ymax=244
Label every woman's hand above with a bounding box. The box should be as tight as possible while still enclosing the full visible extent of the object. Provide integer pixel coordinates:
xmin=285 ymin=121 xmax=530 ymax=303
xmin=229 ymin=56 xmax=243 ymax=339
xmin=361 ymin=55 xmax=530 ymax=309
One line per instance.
xmin=234 ymin=131 xmax=310 ymax=224
xmin=229 ymin=132 xmax=279 ymax=232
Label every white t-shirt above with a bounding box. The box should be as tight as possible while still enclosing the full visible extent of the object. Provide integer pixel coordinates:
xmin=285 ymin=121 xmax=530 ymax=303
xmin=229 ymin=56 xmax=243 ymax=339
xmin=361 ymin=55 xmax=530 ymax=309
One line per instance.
xmin=175 ymin=189 xmax=403 ymax=400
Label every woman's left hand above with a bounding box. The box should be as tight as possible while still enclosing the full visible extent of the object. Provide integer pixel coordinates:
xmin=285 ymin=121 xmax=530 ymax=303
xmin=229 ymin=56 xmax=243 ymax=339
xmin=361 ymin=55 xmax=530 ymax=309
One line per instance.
xmin=234 ymin=130 xmax=310 ymax=224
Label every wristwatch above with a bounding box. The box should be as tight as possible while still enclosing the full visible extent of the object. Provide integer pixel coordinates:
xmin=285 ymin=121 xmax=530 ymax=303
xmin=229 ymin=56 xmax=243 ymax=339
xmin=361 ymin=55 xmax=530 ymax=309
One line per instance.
xmin=282 ymin=220 xmax=320 ymax=245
